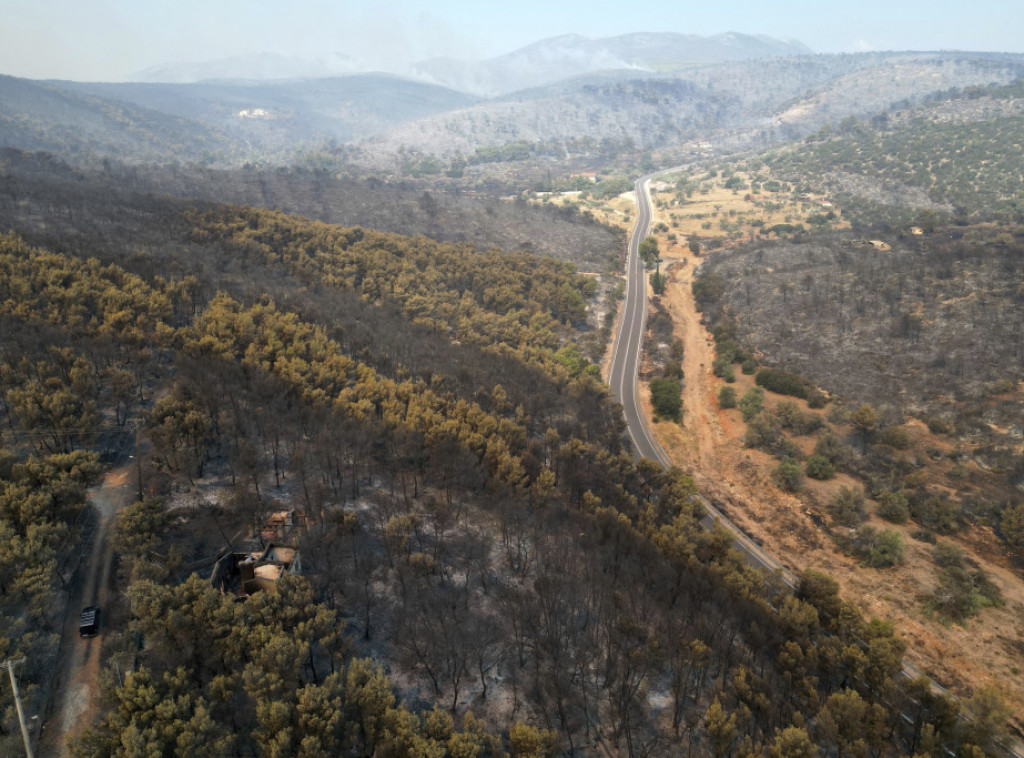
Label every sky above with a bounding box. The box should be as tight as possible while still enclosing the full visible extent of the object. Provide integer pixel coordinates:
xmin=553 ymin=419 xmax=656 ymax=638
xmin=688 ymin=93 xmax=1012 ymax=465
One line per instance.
xmin=2 ymin=0 xmax=1023 ymax=81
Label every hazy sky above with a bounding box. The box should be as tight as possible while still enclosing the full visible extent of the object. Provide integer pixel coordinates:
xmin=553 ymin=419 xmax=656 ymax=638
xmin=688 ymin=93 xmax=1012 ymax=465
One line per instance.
xmin=2 ymin=0 xmax=1023 ymax=81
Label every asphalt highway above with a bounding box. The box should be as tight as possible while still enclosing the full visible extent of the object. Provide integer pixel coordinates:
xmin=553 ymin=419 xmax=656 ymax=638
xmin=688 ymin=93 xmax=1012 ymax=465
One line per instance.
xmin=606 ymin=172 xmax=1024 ymax=757
xmin=607 ymin=173 xmax=787 ymax=577
xmin=609 ymin=175 xmax=659 ymax=461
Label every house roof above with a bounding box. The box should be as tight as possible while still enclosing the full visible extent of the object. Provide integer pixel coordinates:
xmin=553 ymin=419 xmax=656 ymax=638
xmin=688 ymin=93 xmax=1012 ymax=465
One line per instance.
xmin=265 ymin=545 xmax=297 ymax=564
xmin=254 ymin=564 xmax=284 ymax=580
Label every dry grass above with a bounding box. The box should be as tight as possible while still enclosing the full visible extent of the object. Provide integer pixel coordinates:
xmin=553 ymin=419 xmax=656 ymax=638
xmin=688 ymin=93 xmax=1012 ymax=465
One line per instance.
xmin=596 ymin=182 xmax=1024 ymax=736
xmin=653 ymin=169 xmax=850 ymax=242
xmin=645 ymin=256 xmax=1024 ymax=736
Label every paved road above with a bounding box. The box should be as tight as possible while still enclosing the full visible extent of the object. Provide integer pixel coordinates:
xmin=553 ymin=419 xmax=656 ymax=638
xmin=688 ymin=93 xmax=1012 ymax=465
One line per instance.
xmin=607 ymin=172 xmax=1024 ymax=757
xmin=609 ymin=175 xmax=660 ymax=461
xmin=607 ymin=173 xmax=786 ymax=577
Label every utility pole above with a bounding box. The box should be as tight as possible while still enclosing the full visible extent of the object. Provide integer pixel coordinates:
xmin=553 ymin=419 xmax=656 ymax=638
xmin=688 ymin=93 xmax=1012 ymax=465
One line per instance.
xmin=1 ymin=658 xmax=34 ymax=758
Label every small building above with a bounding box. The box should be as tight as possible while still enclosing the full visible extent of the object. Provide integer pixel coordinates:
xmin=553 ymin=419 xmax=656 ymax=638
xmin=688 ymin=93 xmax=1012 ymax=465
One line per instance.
xmin=211 ymin=543 xmax=302 ymax=598
xmin=261 ymin=507 xmax=306 ymax=543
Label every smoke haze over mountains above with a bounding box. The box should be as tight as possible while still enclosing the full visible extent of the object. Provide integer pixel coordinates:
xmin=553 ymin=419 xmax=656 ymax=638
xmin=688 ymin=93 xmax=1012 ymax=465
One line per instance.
xmin=3 ymin=0 xmax=1024 ymax=82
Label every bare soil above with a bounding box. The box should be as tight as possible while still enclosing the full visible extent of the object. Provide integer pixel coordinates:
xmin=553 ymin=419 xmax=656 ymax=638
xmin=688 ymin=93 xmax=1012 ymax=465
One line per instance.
xmin=650 ymin=170 xmax=850 ymax=242
xmin=638 ymin=208 xmax=1024 ymax=735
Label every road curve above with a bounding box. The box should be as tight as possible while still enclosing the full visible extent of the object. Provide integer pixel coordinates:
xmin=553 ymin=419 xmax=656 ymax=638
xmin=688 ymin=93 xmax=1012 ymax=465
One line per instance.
xmin=606 ymin=172 xmax=1024 ymax=758
xmin=609 ymin=175 xmax=662 ymax=462
xmin=607 ymin=173 xmax=785 ymax=576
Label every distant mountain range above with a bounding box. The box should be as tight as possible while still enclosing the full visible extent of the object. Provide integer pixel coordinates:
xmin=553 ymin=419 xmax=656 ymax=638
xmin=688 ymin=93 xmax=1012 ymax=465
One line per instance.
xmin=130 ymin=32 xmax=814 ymax=95
xmin=0 ymin=73 xmax=480 ymax=163
xmin=133 ymin=52 xmax=367 ymax=84
xmin=410 ymin=32 xmax=814 ymax=96
xmin=0 ymin=73 xmax=238 ymax=162
xmin=2 ymin=31 xmax=1023 ymax=170
xmin=361 ymin=52 xmax=1024 ymax=160
xmin=65 ymin=75 xmax=481 ymax=144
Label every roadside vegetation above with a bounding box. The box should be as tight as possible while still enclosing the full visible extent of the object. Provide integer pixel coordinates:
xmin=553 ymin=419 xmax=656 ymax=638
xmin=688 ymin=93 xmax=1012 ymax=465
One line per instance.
xmin=662 ymin=92 xmax=1024 ymax=734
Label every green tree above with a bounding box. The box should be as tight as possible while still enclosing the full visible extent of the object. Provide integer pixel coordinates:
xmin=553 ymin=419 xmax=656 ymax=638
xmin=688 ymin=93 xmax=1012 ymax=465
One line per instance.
xmin=804 ymin=454 xmax=835 ymax=480
xmin=639 ymin=236 xmax=659 ymax=267
xmin=849 ymin=403 xmax=879 ymax=451
xmin=927 ymin=564 xmax=1002 ymax=621
xmin=797 ymin=569 xmax=842 ymax=622
xmin=345 ymin=658 xmax=396 ymax=755
xmin=650 ymin=377 xmax=683 ymax=420
xmin=296 ymin=674 xmax=345 ymax=756
xmin=739 ymin=386 xmax=765 ymax=422
xmin=755 ymin=368 xmax=810 ymax=399
xmin=815 ymin=689 xmax=885 ymax=758
xmin=706 ymin=698 xmax=738 ymax=758
xmin=999 ymin=502 xmax=1024 ymax=551
xmin=877 ymin=490 xmax=910 ymax=523
xmin=959 ymin=686 xmax=1013 ymax=754
xmin=772 ymin=457 xmax=804 ymax=492
xmin=114 ymin=496 xmax=169 ymax=564
xmin=508 ymin=723 xmax=561 ymax=757
xmin=72 ymin=668 xmax=235 ymax=757
xmin=768 ymin=726 xmax=817 ymax=758
xmin=827 ymin=486 xmax=866 ymax=526
xmin=650 ymin=265 xmax=667 ymax=295
xmin=814 ymin=430 xmax=853 ymax=471
xmin=843 ymin=526 xmax=905 ymax=568
xmin=149 ymin=392 xmax=214 ymax=483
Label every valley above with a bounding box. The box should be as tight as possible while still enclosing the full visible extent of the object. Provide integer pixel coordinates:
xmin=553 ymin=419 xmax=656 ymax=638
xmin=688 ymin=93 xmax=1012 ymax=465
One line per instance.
xmin=626 ymin=183 xmax=1024 ymax=734
xmin=0 ymin=23 xmax=1023 ymax=758
xmin=593 ymin=152 xmax=1024 ymax=741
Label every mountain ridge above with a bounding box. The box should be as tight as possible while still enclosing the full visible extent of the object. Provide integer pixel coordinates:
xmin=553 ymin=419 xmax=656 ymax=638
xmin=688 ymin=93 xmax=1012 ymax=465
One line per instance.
xmin=2 ymin=50 xmax=1022 ymax=170
xmin=130 ymin=31 xmax=814 ymax=95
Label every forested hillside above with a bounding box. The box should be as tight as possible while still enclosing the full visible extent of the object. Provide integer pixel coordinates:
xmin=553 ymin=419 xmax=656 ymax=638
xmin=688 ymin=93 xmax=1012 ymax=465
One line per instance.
xmin=681 ymin=98 xmax=1024 ymax=739
xmin=362 ymin=54 xmax=1024 ymax=164
xmin=0 ymin=150 xmax=623 ymax=272
xmin=0 ymin=154 xmax=1011 ymax=756
xmin=3 ymin=52 xmax=1024 ymax=176
xmin=694 ymin=225 xmax=1024 ymax=529
xmin=64 ymin=75 xmax=483 ymax=150
xmin=0 ymin=74 xmax=241 ymax=163
xmin=765 ymin=80 xmax=1024 ymax=224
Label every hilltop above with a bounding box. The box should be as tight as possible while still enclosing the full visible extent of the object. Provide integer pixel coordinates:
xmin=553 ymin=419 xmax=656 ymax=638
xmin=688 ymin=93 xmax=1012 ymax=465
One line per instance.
xmin=2 ymin=50 xmax=1021 ymax=174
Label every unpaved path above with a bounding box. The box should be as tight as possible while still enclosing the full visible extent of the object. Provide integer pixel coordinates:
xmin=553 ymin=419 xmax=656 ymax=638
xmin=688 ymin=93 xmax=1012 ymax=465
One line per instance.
xmin=40 ymin=467 xmax=132 ymax=757
xmin=646 ymin=253 xmax=1024 ymax=737
xmin=641 ymin=255 xmax=750 ymax=497
xmin=664 ymin=258 xmax=728 ymax=475
xmin=599 ymin=181 xmax=1024 ymax=741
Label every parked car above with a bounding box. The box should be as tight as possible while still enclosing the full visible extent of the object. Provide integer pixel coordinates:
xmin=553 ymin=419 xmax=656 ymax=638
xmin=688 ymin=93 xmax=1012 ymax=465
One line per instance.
xmin=79 ymin=606 xmax=100 ymax=637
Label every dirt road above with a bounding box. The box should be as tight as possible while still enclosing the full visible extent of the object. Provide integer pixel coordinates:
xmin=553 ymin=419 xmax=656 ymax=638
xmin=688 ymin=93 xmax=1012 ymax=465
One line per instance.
xmin=39 ymin=467 xmax=132 ymax=757
xmin=644 ymin=242 xmax=1024 ymax=741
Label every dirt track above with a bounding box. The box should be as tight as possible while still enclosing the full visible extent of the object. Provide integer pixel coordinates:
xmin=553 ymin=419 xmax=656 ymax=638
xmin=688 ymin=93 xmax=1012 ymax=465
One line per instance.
xmin=643 ymin=248 xmax=1024 ymax=734
xmin=40 ymin=467 xmax=131 ymax=757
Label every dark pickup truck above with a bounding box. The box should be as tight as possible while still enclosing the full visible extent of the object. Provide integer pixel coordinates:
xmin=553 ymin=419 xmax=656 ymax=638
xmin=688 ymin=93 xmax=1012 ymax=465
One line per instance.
xmin=79 ymin=606 xmax=100 ymax=637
